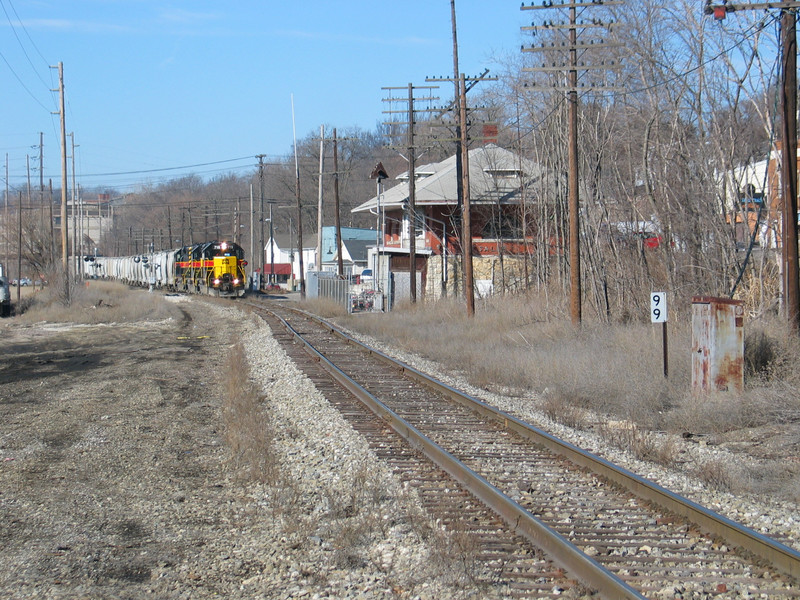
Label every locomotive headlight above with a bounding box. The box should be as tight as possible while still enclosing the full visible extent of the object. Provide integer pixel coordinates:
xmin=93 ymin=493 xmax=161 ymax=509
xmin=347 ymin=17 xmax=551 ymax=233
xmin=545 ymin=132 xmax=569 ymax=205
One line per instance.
xmin=220 ymin=242 xmax=228 ymax=250
xmin=233 ymin=278 xmax=240 ymax=285
xmin=213 ymin=278 xmax=220 ymax=285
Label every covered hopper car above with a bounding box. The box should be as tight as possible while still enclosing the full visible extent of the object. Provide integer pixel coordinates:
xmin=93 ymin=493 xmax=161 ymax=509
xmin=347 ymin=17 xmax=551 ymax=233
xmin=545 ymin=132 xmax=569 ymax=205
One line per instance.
xmin=83 ymin=241 xmax=247 ymax=298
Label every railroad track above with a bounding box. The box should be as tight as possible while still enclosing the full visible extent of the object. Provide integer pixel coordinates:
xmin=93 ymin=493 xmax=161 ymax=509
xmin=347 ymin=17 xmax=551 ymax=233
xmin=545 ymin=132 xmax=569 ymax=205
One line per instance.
xmin=246 ymin=299 xmax=800 ymax=599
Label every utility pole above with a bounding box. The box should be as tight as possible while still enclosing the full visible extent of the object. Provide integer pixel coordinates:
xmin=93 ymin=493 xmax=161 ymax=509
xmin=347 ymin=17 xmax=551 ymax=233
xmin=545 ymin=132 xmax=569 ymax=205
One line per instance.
xmin=782 ymin=8 xmax=798 ymax=331
xmin=38 ymin=132 xmax=44 ymax=208
xmin=408 ymin=84 xmax=417 ymax=303
xmin=333 ymin=129 xmax=344 ymax=278
xmin=188 ymin=207 xmax=194 ymax=246
xmin=257 ymin=154 xmax=265 ymax=287
xmin=567 ymin=5 xmax=580 ymax=326
xmin=48 ymin=179 xmax=55 ymax=265
xmin=291 ymin=96 xmax=306 ymax=299
xmin=458 ymin=73 xmax=473 ymax=315
xmin=317 ymin=128 xmax=354 ymax=279
xmin=453 ymin=0 xmax=474 ymax=316
xmin=164 ymin=205 xmax=171 ymax=248
xmin=51 ymin=61 xmax=69 ymax=299
xmin=521 ymin=1 xmax=623 ymax=326
xmin=452 ymin=0 xmax=466 ymax=314
xmin=4 ymin=154 xmax=8 ymax=273
xmin=233 ymin=197 xmax=240 ymax=244
xmin=382 ymin=83 xmax=439 ymax=303
xmin=317 ymin=124 xmax=325 ymax=273
xmin=269 ymin=202 xmax=274 ymax=286
xmin=69 ymin=133 xmax=78 ymax=273
xmin=295 ymin=163 xmax=305 ymax=298
xmin=26 ymin=155 xmax=31 ymax=208
xmin=705 ymin=1 xmax=800 ymax=333
xmin=17 ymin=192 xmax=21 ymax=304
xmin=249 ymin=184 xmax=254 ymax=288
xmin=427 ymin=2 xmax=496 ymax=316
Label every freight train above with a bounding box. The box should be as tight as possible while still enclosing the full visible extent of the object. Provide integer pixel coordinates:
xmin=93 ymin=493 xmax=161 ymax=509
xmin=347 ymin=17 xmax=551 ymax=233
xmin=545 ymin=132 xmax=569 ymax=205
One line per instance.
xmin=82 ymin=241 xmax=247 ymax=298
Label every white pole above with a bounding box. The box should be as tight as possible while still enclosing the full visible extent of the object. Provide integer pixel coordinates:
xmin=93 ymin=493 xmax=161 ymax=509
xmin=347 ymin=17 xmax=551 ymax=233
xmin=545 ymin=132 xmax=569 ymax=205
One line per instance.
xmin=317 ymin=124 xmax=324 ymax=272
xmin=249 ymin=184 xmax=254 ymax=290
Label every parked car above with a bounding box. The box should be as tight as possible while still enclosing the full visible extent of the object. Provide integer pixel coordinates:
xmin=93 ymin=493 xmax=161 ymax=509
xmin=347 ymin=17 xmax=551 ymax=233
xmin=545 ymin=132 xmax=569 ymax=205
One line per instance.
xmin=19 ymin=277 xmax=32 ymax=286
xmin=0 ymin=276 xmax=10 ymax=317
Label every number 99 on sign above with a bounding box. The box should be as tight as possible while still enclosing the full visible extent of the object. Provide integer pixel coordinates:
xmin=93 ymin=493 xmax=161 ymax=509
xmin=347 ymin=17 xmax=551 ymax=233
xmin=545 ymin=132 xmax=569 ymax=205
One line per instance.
xmin=650 ymin=292 xmax=667 ymax=323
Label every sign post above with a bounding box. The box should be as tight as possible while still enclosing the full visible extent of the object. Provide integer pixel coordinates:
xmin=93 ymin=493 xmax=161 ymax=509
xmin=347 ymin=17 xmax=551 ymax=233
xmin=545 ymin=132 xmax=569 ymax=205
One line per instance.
xmin=650 ymin=292 xmax=668 ymax=378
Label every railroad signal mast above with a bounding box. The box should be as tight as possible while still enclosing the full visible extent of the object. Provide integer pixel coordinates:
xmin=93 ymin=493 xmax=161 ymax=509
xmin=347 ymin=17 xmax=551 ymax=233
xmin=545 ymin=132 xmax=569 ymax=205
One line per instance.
xmin=521 ymin=1 xmax=623 ymax=326
xmin=705 ymin=1 xmax=800 ymax=334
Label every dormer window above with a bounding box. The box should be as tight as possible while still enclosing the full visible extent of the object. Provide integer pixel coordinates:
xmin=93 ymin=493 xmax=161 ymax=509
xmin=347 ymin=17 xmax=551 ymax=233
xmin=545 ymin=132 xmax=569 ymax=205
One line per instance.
xmin=485 ymin=168 xmax=521 ymax=180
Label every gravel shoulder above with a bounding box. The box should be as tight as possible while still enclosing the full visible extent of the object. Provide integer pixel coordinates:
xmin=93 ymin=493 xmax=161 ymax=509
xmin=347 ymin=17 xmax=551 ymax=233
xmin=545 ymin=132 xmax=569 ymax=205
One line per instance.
xmin=0 ymin=298 xmax=488 ymax=599
xmin=1 ymin=298 xmax=248 ymax=598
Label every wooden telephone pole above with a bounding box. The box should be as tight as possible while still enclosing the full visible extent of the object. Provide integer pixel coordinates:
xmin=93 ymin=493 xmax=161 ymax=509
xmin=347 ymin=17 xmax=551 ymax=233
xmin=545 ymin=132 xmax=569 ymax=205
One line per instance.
xmin=521 ymin=1 xmax=623 ymax=326
xmin=422 ymin=1 xmax=498 ymax=317
xmin=705 ymin=1 xmax=800 ymax=334
xmin=256 ymin=154 xmax=266 ymax=285
xmin=382 ymin=83 xmax=439 ymax=303
xmin=51 ymin=61 xmax=69 ymax=301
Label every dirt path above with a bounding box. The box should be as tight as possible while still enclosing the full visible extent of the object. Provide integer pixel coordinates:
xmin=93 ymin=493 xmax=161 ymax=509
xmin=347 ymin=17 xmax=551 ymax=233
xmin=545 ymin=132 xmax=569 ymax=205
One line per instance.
xmin=0 ymin=299 xmax=271 ymax=599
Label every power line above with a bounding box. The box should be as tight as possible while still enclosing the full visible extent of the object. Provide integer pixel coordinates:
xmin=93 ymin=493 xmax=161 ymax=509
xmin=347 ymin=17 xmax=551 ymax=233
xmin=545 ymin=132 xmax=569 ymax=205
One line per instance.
xmin=512 ymin=10 xmax=779 ymax=143
xmin=2 ymin=0 xmax=51 ymax=66
xmin=77 ymin=155 xmax=257 ymax=178
xmin=0 ymin=0 xmax=52 ymax=89
xmin=0 ymin=48 xmax=51 ymax=112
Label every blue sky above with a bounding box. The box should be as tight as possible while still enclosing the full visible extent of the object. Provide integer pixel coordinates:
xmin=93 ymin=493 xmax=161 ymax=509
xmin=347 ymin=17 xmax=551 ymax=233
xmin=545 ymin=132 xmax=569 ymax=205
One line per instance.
xmin=1 ymin=1 xmax=530 ymax=194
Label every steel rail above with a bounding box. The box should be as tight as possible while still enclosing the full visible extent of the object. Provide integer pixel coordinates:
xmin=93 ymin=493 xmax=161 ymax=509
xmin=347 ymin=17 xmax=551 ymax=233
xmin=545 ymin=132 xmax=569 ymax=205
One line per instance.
xmin=266 ymin=307 xmax=645 ymax=600
xmin=287 ymin=306 xmax=800 ymax=582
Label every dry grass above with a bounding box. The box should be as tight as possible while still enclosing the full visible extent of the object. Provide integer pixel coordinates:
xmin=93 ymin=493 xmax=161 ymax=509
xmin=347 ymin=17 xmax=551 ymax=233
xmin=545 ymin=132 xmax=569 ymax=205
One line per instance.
xmin=333 ymin=289 xmax=800 ymax=497
xmin=339 ymin=292 xmax=688 ymax=428
xmin=221 ymin=341 xmax=278 ymax=484
xmin=14 ymin=278 xmax=181 ymax=324
xmin=693 ymin=457 xmax=738 ymax=491
xmin=597 ymin=421 xmax=679 ymax=466
xmin=300 ymin=296 xmax=349 ymax=319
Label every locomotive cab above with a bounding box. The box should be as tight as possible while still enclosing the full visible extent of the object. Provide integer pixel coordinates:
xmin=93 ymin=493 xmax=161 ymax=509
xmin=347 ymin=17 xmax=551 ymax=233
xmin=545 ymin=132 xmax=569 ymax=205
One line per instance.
xmin=209 ymin=242 xmax=246 ymax=297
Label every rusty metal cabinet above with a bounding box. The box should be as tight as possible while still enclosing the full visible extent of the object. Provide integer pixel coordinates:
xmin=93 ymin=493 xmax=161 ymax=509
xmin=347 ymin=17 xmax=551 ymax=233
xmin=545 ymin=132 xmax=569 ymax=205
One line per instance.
xmin=691 ymin=296 xmax=744 ymax=393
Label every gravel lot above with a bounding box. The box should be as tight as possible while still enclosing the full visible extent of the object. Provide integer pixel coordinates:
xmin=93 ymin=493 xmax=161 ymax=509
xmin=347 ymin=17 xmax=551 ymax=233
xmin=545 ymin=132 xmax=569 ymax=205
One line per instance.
xmin=0 ymin=297 xmax=503 ymax=599
xmin=1 ymin=294 xmax=798 ymax=599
